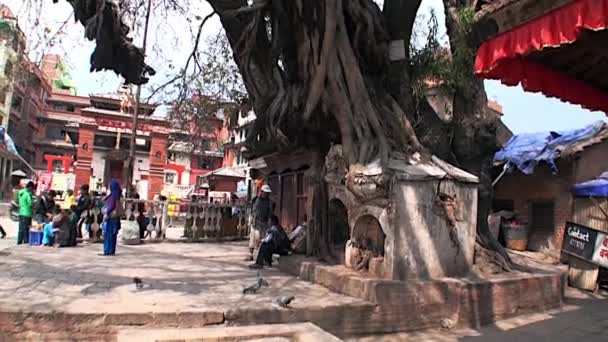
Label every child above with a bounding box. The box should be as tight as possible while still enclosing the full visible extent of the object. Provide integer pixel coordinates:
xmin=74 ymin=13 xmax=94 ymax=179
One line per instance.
xmin=42 ymin=220 xmax=59 ymax=247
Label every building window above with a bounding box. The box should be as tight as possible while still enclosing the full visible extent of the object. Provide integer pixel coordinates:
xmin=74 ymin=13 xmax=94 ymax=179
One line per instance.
xmin=198 ymin=158 xmax=212 ymax=170
xmin=52 ymin=103 xmax=65 ymax=111
xmin=46 ymin=126 xmax=64 ymax=140
xmin=11 ymin=96 xmax=22 ymax=113
xmin=66 ymin=104 xmax=75 ymax=112
xmin=196 ymin=176 xmax=206 ymax=187
xmin=51 ymin=159 xmax=63 ymax=173
xmin=165 ymin=172 xmax=176 ymax=184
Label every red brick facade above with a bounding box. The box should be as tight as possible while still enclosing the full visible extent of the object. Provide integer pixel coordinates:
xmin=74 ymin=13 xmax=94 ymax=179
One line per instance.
xmin=74 ymin=124 xmax=96 ymax=189
xmin=148 ymin=132 xmax=168 ymax=199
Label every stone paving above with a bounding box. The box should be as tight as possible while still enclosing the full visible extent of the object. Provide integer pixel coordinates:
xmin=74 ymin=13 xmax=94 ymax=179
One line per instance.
xmin=0 ymin=238 xmax=366 ymax=316
xmin=1 ymin=215 xmax=608 ymax=341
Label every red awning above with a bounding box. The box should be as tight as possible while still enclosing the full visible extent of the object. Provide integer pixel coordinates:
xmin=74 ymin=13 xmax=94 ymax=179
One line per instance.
xmin=474 ymin=0 xmax=608 ymax=113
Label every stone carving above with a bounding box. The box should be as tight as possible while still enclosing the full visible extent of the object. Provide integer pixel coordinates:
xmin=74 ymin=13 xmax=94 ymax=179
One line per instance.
xmin=324 ymin=145 xmax=348 ymax=184
xmin=346 ymin=161 xmax=388 ymax=202
xmin=324 ymin=144 xmax=390 ymax=202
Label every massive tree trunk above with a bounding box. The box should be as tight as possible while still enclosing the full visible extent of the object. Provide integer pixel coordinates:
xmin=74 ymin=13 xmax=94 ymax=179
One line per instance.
xmin=207 ymin=0 xmax=426 ymax=257
xmin=55 ymin=0 xmax=510 ymax=268
xmin=442 ymin=0 xmax=512 ymax=269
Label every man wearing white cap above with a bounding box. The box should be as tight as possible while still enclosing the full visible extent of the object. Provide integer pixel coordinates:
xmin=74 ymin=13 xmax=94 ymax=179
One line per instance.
xmin=245 ymin=184 xmax=273 ymax=261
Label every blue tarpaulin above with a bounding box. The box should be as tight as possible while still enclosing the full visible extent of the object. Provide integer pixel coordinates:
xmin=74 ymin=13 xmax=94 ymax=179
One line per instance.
xmin=575 ymin=177 xmax=608 ymax=198
xmin=494 ymin=121 xmax=607 ymax=175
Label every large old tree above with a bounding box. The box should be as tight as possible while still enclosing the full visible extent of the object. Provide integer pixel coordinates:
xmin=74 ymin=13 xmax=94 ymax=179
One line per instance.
xmin=53 ymin=0 xmax=510 ymax=269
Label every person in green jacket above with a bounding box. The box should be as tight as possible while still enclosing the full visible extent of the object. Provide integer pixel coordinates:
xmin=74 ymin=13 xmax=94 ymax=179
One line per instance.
xmin=17 ymin=181 xmax=35 ymax=245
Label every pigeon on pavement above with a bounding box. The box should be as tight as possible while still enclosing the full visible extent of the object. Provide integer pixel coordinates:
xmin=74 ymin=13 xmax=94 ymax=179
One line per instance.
xmin=273 ymin=295 xmax=295 ymax=308
xmin=133 ymin=277 xmax=144 ymax=290
xmin=257 ymin=271 xmax=270 ymax=287
xmin=242 ymin=281 xmax=261 ymax=294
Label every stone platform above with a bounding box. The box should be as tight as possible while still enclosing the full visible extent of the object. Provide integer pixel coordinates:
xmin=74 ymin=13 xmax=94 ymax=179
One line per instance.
xmin=277 ymin=253 xmax=568 ymax=333
xmin=0 ymin=242 xmax=372 ymax=340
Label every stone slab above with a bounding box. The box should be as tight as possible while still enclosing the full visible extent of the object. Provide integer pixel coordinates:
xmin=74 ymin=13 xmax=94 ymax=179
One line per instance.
xmin=116 ymin=323 xmax=342 ymax=342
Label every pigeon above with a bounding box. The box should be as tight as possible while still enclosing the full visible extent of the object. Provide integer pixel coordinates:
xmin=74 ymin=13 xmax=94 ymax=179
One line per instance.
xmin=257 ymin=271 xmax=270 ymax=287
xmin=273 ymin=295 xmax=295 ymax=308
xmin=242 ymin=282 xmax=261 ymax=294
xmin=243 ymin=272 xmax=270 ymax=294
xmin=133 ymin=277 xmax=144 ymax=290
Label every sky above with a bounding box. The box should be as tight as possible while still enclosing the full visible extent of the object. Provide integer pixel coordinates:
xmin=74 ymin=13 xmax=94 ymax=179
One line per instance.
xmin=5 ymin=0 xmax=607 ymax=135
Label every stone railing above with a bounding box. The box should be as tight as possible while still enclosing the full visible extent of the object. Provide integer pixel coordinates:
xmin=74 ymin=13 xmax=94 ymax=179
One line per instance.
xmin=121 ymin=198 xmax=250 ymax=242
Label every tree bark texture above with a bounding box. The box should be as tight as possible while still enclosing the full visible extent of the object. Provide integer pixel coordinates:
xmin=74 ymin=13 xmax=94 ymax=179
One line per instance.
xmin=209 ymin=0 xmax=423 ymax=166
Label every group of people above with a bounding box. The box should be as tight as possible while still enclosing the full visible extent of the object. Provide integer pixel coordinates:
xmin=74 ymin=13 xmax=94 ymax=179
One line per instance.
xmin=245 ymin=183 xmax=308 ymax=269
xmin=15 ymin=179 xmax=125 ymax=256
xmin=14 ymin=173 xmax=308 ymax=264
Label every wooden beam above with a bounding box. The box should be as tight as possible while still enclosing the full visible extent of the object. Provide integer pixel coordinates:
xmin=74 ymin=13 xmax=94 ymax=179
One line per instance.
xmin=477 ymin=0 xmax=573 ymax=38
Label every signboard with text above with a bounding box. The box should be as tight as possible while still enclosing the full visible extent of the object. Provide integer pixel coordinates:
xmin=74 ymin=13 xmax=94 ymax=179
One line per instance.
xmin=562 ymin=222 xmax=599 ymax=261
xmin=51 ymin=173 xmax=76 ymax=192
xmin=592 ymin=232 xmax=608 ymax=268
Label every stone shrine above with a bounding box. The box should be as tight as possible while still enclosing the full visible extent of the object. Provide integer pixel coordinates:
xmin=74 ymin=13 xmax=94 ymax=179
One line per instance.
xmin=325 ymin=145 xmax=479 ymax=280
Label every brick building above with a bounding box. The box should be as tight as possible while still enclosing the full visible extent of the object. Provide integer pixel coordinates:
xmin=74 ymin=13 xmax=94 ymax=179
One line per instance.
xmin=493 ymin=125 xmax=608 ymax=252
xmin=36 ymin=56 xmax=171 ymax=199
xmin=0 ymin=5 xmax=53 ymax=196
xmin=166 ymin=112 xmax=227 ymax=190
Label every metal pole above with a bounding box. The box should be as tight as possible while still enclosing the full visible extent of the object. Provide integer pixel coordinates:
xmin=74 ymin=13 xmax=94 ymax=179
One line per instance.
xmin=126 ymin=0 xmax=153 ymax=197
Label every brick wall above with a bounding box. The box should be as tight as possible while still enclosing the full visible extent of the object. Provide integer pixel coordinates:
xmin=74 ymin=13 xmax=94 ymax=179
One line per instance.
xmin=494 ymin=159 xmax=575 ymax=250
xmin=148 ymin=133 xmax=168 ymax=199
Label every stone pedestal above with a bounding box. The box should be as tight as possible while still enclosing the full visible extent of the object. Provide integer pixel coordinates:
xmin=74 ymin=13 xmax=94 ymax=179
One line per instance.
xmin=326 ymin=146 xmax=478 ymax=281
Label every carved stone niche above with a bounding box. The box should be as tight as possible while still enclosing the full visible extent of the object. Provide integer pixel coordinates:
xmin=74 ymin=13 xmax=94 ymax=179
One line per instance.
xmin=326 ymin=145 xmax=479 ymax=281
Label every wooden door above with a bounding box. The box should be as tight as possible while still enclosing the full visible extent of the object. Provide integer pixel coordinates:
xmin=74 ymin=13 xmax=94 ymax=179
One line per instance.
xmin=528 ymin=201 xmax=555 ymax=251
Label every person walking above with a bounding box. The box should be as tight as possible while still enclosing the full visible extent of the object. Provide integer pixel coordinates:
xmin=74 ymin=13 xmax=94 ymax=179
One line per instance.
xmin=245 ymin=184 xmax=273 ymax=261
xmin=102 ymin=180 xmax=122 ymax=256
xmin=17 ymin=181 xmax=35 ymax=245
xmin=75 ymin=184 xmax=93 ymax=239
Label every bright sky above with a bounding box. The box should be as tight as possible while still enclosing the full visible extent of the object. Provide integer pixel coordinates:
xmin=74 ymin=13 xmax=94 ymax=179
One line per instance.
xmin=5 ymin=0 xmax=607 ymax=134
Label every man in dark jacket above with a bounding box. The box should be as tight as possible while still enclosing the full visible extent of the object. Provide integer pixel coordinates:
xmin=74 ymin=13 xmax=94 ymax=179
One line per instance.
xmin=245 ymin=184 xmax=273 ymax=261
xmin=75 ymin=184 xmax=92 ymax=239
xmin=249 ymin=215 xmax=290 ymax=269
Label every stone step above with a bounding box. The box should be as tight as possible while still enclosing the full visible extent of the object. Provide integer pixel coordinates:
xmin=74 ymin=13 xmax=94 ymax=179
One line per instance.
xmin=277 ymin=254 xmax=568 ymax=333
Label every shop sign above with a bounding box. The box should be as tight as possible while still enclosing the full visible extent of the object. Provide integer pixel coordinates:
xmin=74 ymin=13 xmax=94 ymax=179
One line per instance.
xmin=592 ymin=232 xmax=608 ymax=268
xmin=562 ymin=222 xmax=598 ymax=261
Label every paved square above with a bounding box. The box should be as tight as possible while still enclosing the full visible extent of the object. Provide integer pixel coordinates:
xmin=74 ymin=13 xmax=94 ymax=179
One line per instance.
xmin=0 ymin=239 xmax=367 ymax=316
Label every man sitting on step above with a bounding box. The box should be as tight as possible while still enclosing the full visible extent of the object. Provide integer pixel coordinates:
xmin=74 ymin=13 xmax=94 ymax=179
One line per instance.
xmin=249 ymin=215 xmax=290 ymax=269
